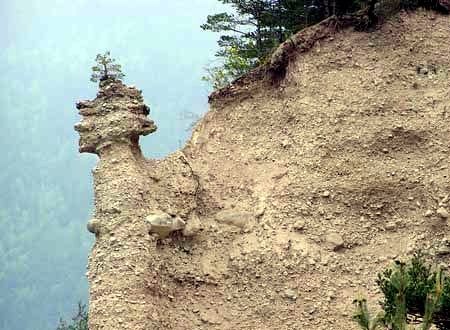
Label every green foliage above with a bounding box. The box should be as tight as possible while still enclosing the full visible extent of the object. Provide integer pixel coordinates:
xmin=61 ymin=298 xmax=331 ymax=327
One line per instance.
xmin=56 ymin=302 xmax=88 ymax=330
xmin=353 ymin=296 xmax=385 ymax=330
xmin=201 ymin=0 xmax=306 ymax=87
xmin=422 ymin=268 xmax=446 ymax=330
xmin=377 ymin=256 xmax=450 ymax=329
xmin=90 ymin=51 xmax=125 ymax=83
xmin=202 ymin=45 xmax=255 ymax=89
xmin=201 ymin=0 xmax=369 ymax=88
xmin=202 ymin=0 xmax=449 ymax=88
xmin=353 ymin=255 xmax=450 ymax=330
xmin=377 ymin=256 xmax=434 ymax=322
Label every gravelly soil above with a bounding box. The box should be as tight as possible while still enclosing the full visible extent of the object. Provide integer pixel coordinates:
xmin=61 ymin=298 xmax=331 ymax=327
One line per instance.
xmin=79 ymin=10 xmax=449 ymax=330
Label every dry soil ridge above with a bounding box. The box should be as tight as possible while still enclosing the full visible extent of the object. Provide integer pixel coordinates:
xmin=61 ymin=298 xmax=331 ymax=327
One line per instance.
xmin=78 ymin=11 xmax=449 ymax=330
xmin=181 ymin=10 xmax=450 ymax=329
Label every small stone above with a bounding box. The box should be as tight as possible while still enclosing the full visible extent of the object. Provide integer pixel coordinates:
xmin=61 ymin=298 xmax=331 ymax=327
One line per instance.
xmin=293 ymin=220 xmax=306 ymax=231
xmin=199 ymin=310 xmax=222 ymax=325
xmin=322 ymin=190 xmax=331 ymax=198
xmin=324 ymin=232 xmax=344 ymax=251
xmin=254 ymin=202 xmax=266 ymax=217
xmin=87 ymin=218 xmax=101 ymax=234
xmin=424 ymin=210 xmax=434 ymax=217
xmin=385 ymin=222 xmax=396 ymax=231
xmin=281 ymin=139 xmax=292 ymax=148
xmin=437 ymin=245 xmax=450 ymax=255
xmin=283 ymin=289 xmax=298 ymax=301
xmin=382 ymin=148 xmax=389 ymax=154
xmin=436 ymin=207 xmax=449 ymax=219
xmin=75 ymin=100 xmax=93 ymax=109
xmin=215 ymin=209 xmax=254 ymax=229
xmin=406 ymin=241 xmax=416 ymax=254
xmin=307 ymin=258 xmax=316 ymax=265
xmin=327 ymin=290 xmax=336 ymax=300
xmin=109 ymin=207 xmax=121 ymax=214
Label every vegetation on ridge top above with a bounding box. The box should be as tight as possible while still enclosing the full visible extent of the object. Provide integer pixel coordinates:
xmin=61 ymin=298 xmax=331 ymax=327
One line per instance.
xmin=202 ymin=0 xmax=449 ymax=89
xmin=90 ymin=51 xmax=125 ymax=83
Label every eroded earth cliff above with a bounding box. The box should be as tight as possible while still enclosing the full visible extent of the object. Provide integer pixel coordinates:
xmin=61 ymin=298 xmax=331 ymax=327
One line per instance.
xmin=76 ymin=11 xmax=450 ymax=330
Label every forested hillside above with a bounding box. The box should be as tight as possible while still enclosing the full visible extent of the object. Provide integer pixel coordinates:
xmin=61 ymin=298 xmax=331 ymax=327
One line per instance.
xmin=0 ymin=1 xmax=222 ymax=329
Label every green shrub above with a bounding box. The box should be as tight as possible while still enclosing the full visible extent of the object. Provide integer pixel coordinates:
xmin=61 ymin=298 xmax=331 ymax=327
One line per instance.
xmin=378 ymin=256 xmax=450 ymax=329
xmin=353 ymin=255 xmax=450 ymax=330
xmin=352 ymin=296 xmax=385 ymax=330
xmin=377 ymin=256 xmax=434 ymax=322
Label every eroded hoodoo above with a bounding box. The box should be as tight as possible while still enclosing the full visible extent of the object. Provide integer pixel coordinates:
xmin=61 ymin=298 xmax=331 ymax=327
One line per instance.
xmin=75 ymin=79 xmax=199 ymax=329
xmin=75 ymin=79 xmax=156 ymax=155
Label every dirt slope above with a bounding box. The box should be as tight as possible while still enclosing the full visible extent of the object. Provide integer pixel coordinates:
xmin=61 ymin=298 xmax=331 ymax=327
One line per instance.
xmin=175 ymin=10 xmax=450 ymax=329
xmin=77 ymin=10 xmax=449 ymax=330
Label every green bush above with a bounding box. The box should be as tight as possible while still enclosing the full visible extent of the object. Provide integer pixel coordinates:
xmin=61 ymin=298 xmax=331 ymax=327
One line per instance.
xmin=378 ymin=256 xmax=450 ymax=329
xmin=353 ymin=255 xmax=450 ymax=330
xmin=377 ymin=256 xmax=434 ymax=322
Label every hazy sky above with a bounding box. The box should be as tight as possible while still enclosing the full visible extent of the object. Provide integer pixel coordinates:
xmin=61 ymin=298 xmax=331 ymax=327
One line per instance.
xmin=1 ymin=0 xmax=227 ymax=156
xmin=0 ymin=1 xmax=228 ymax=329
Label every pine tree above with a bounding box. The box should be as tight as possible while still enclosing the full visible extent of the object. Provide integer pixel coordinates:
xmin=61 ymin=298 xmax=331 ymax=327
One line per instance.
xmin=352 ymin=295 xmax=385 ymax=330
xmin=201 ymin=0 xmax=366 ymax=88
xmin=353 ymin=256 xmax=449 ymax=330
xmin=90 ymin=51 xmax=125 ymax=83
xmin=201 ymin=0 xmax=306 ymax=88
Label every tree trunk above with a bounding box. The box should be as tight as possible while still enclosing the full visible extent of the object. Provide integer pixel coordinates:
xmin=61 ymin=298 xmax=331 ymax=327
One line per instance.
xmin=367 ymin=0 xmax=378 ymax=27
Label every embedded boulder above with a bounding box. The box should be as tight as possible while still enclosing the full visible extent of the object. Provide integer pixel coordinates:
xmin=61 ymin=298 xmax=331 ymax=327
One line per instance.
xmin=87 ymin=218 xmax=101 ymax=235
xmin=145 ymin=211 xmax=185 ymax=239
xmin=215 ymin=209 xmax=255 ymax=230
